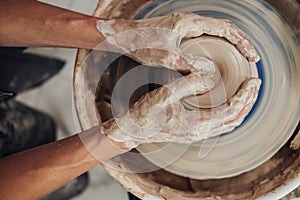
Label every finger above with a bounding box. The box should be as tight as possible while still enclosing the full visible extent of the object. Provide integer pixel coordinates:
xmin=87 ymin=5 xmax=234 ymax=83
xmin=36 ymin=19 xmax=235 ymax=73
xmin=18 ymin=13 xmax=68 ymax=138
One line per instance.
xmin=201 ymin=19 xmax=259 ymax=62
xmin=176 ymin=54 xmax=216 ymax=74
xmin=172 ymin=13 xmax=260 ymax=62
xmin=219 ymin=19 xmax=260 ymax=63
xmin=133 ymin=72 xmax=214 ymax=110
xmin=129 ymin=48 xmax=215 ymax=74
xmin=180 ymin=78 xmax=261 ymax=142
xmin=127 ymin=49 xmax=186 ymax=70
xmin=166 ymin=72 xmax=215 ymax=100
xmin=203 ymin=78 xmax=261 ymax=136
xmin=223 ymin=78 xmax=261 ymax=126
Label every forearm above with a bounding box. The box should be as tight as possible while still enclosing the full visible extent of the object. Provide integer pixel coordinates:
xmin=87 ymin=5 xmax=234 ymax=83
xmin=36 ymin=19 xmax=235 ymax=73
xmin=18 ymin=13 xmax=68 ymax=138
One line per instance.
xmin=0 ymin=126 xmax=128 ymax=200
xmin=0 ymin=0 xmax=105 ymax=48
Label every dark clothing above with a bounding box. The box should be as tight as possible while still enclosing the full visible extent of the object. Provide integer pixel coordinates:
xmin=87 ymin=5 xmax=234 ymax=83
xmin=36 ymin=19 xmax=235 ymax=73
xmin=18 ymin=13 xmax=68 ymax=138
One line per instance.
xmin=0 ymin=47 xmax=88 ymax=200
xmin=128 ymin=193 xmax=141 ymax=200
xmin=0 ymin=47 xmax=141 ymax=200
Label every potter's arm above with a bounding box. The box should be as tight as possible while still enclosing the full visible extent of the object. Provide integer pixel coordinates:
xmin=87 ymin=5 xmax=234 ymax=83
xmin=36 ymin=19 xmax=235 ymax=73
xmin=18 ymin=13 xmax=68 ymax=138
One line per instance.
xmin=0 ymin=0 xmax=259 ymax=72
xmin=0 ymin=0 xmax=106 ymax=48
xmin=0 ymin=126 xmax=128 ymax=200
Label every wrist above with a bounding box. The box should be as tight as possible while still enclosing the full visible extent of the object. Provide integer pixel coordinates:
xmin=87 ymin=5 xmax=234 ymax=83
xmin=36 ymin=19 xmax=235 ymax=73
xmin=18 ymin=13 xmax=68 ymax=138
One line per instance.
xmin=102 ymin=119 xmax=140 ymax=150
xmin=53 ymin=15 xmax=105 ymax=49
xmin=95 ymin=18 xmax=135 ymax=53
xmin=78 ymin=126 xmax=130 ymax=162
xmin=106 ymin=136 xmax=131 ymax=152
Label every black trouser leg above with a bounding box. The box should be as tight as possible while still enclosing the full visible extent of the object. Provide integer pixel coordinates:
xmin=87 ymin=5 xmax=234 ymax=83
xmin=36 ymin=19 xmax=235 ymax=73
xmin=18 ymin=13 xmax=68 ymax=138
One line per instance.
xmin=128 ymin=193 xmax=142 ymax=200
xmin=0 ymin=47 xmax=88 ymax=200
xmin=0 ymin=47 xmax=64 ymax=96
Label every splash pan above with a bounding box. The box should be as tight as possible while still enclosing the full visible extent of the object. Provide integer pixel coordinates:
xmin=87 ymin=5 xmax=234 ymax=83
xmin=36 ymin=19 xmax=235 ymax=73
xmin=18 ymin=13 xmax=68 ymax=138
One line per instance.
xmin=127 ymin=0 xmax=300 ymax=179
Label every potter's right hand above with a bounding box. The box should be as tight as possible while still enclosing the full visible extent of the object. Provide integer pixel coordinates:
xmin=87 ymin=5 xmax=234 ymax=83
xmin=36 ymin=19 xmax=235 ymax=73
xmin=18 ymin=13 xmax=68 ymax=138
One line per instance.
xmin=101 ymin=72 xmax=261 ymax=149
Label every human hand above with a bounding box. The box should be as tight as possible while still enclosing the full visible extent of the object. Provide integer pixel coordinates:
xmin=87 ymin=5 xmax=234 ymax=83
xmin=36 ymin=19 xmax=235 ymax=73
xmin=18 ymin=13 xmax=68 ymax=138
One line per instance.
xmin=102 ymin=73 xmax=261 ymax=149
xmin=96 ymin=12 xmax=260 ymax=73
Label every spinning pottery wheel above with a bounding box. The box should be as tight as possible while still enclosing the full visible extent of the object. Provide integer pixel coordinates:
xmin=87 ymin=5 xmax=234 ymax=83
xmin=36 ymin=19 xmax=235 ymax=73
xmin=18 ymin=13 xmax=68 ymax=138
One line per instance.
xmin=74 ymin=0 xmax=300 ymax=199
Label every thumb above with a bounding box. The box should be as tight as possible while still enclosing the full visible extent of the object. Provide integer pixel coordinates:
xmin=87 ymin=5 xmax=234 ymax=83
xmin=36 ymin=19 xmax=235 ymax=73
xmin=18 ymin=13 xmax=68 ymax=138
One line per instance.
xmin=166 ymin=72 xmax=214 ymax=100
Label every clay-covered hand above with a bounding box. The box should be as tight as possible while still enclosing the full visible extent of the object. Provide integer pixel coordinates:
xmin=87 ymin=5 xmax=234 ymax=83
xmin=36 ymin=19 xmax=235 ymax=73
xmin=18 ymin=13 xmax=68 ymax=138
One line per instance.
xmin=96 ymin=12 xmax=260 ymax=73
xmin=102 ymin=73 xmax=261 ymax=149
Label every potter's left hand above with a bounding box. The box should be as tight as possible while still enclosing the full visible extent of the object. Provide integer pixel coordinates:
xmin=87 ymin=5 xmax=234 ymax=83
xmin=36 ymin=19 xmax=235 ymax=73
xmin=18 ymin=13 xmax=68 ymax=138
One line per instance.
xmin=96 ymin=12 xmax=260 ymax=73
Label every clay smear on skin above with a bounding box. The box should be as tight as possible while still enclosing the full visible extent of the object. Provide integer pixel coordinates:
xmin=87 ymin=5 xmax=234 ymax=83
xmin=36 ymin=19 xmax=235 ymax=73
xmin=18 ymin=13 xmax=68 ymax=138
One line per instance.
xmin=87 ymin=0 xmax=300 ymax=199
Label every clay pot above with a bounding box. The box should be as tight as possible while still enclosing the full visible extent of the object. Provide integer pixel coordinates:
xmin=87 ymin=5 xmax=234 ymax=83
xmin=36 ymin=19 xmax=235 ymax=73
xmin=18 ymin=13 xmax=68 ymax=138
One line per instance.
xmin=74 ymin=0 xmax=300 ymax=199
